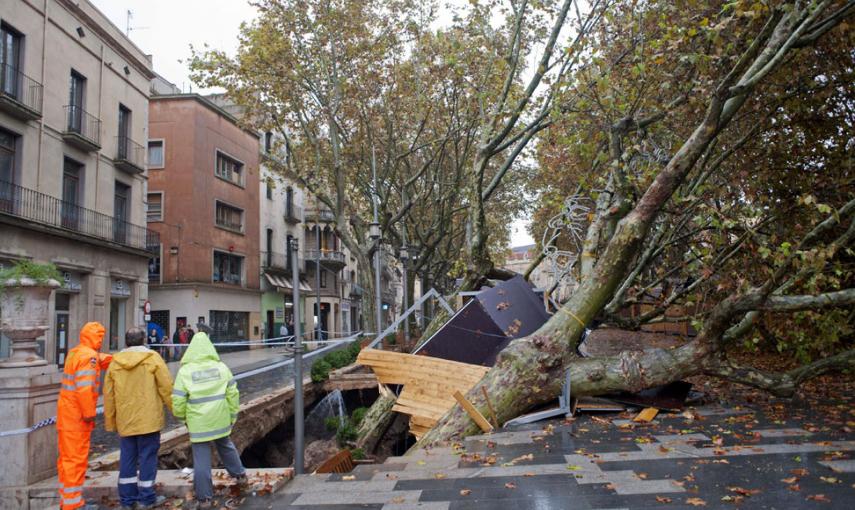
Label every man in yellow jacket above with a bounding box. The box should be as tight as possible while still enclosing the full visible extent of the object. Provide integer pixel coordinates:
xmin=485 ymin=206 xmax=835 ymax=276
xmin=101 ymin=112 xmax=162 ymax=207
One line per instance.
xmin=104 ymin=327 xmax=173 ymax=510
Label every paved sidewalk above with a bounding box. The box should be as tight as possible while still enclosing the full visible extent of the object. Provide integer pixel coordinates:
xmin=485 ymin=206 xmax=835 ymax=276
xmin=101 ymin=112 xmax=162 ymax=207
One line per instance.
xmin=251 ymin=399 xmax=855 ymax=509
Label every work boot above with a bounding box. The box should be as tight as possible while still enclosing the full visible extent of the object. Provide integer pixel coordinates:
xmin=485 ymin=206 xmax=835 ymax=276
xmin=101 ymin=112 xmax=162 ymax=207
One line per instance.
xmin=136 ymin=495 xmax=167 ymax=509
xmin=234 ymin=474 xmax=250 ymax=492
xmin=189 ymin=499 xmax=212 ymax=510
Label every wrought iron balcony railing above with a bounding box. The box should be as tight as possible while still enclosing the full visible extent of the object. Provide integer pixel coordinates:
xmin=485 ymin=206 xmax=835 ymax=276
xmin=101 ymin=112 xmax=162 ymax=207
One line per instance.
xmin=63 ymin=105 xmax=101 ymax=150
xmin=115 ymin=135 xmax=145 ymax=173
xmin=0 ymin=179 xmax=159 ymax=253
xmin=260 ymin=251 xmax=298 ymax=272
xmin=284 ymin=203 xmax=303 ymax=224
xmin=0 ymin=63 xmax=42 ymax=119
xmin=304 ymin=207 xmax=335 ymax=223
xmin=304 ymin=249 xmax=346 ymax=266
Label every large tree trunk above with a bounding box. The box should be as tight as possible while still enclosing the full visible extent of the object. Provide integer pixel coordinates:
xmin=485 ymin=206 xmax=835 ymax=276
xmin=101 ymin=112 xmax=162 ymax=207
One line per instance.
xmin=418 ymin=3 xmax=847 ymax=446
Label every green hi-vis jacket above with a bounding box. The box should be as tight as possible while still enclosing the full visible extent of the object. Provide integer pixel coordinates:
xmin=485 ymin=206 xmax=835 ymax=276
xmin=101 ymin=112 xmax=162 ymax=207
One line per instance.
xmin=172 ymin=332 xmax=239 ymax=443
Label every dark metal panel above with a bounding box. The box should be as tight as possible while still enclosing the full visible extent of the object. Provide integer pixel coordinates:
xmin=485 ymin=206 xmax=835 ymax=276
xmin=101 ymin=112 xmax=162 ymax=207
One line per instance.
xmin=414 ymin=300 xmax=509 ymax=367
xmin=477 ymin=275 xmax=551 ymax=339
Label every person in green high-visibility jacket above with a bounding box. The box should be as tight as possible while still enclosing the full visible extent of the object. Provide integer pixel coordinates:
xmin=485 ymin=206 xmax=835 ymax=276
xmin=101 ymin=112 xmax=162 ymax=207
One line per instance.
xmin=172 ymin=332 xmax=248 ymax=509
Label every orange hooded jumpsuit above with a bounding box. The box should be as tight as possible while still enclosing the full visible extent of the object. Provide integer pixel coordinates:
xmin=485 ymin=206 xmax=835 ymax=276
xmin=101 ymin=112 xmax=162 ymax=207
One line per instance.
xmin=56 ymin=322 xmax=113 ymax=510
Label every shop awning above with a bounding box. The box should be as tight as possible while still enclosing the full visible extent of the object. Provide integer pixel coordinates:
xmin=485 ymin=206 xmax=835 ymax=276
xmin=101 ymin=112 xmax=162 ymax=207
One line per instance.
xmin=265 ymin=273 xmax=312 ymax=292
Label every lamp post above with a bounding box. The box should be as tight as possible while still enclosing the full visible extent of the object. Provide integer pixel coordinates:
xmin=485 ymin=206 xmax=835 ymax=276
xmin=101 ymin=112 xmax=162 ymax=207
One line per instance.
xmin=400 ymin=245 xmax=409 ymax=344
xmin=369 ymin=221 xmax=382 ymax=344
xmin=289 ymin=237 xmax=304 ymax=474
xmin=315 ymin=225 xmax=321 ymax=341
xmin=370 ymin=145 xmax=383 ymax=342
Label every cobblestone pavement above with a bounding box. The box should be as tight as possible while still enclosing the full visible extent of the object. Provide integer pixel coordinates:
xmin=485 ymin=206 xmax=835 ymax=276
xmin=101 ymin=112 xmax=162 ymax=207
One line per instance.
xmin=242 ymin=399 xmax=855 ymax=509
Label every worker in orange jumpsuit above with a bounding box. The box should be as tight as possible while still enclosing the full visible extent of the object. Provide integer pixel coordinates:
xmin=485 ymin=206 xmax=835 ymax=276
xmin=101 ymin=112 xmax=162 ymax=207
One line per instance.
xmin=57 ymin=322 xmax=113 ymax=510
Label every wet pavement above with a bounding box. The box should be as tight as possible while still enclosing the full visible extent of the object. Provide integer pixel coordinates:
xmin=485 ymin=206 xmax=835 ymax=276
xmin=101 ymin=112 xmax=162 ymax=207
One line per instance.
xmin=90 ymin=343 xmax=346 ymax=456
xmin=241 ymin=394 xmax=855 ymax=509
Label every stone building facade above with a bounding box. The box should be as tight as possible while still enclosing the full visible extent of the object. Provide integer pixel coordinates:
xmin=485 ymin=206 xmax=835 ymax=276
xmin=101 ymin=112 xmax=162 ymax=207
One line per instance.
xmin=0 ymin=0 xmax=157 ymax=362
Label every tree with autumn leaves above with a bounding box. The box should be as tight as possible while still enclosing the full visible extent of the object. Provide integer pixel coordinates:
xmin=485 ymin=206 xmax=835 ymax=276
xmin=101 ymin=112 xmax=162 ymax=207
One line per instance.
xmin=191 ymin=0 xmax=855 ymax=444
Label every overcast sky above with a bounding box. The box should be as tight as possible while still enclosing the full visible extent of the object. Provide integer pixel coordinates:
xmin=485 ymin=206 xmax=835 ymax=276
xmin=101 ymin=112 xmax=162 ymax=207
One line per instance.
xmin=91 ymin=0 xmax=534 ymax=248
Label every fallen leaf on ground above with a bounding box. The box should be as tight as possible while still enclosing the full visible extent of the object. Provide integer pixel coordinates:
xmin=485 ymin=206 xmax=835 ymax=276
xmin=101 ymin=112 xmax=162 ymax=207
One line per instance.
xmin=342 ymin=475 xmax=356 ymax=481
xmin=781 ymin=477 xmax=798 ymax=484
xmin=820 ymin=477 xmax=841 ymax=484
xmin=790 ymin=468 xmax=809 ymax=476
xmin=728 ymin=486 xmax=761 ymax=496
xmin=390 ymin=496 xmax=406 ymax=504
xmin=459 ymin=489 xmax=471 ymax=496
xmin=504 ymin=482 xmax=517 ymax=489
xmin=806 ymin=494 xmax=831 ymax=503
xmin=656 ymin=496 xmax=672 ymax=503
xmin=434 ymin=473 xmax=447 ymax=480
xmin=788 ymin=484 xmax=801 ymax=492
xmin=686 ymin=497 xmax=707 ymax=506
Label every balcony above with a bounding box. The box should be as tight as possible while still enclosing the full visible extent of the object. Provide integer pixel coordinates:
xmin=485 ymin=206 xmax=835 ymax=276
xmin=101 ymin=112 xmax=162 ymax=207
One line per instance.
xmin=261 ymin=251 xmax=295 ymax=273
xmin=304 ymin=207 xmax=335 ymax=223
xmin=114 ymin=135 xmax=145 ymax=174
xmin=350 ymin=283 xmax=365 ymax=297
xmin=63 ymin=105 xmax=101 ymax=152
xmin=0 ymin=64 xmax=42 ymax=120
xmin=284 ymin=204 xmax=303 ymax=224
xmin=0 ymin=179 xmax=159 ymax=254
xmin=304 ymin=249 xmax=347 ymax=269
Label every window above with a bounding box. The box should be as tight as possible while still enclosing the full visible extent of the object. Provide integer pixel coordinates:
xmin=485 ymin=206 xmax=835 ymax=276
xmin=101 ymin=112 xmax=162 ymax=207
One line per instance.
xmin=113 ymin=181 xmax=130 ymax=243
xmin=147 ymin=192 xmax=163 ymax=221
xmin=0 ymin=127 xmax=17 ymax=185
xmin=148 ymin=254 xmax=161 ymax=283
xmin=213 ymin=251 xmax=243 ymax=285
xmin=215 ymin=151 xmax=243 ymax=186
xmin=285 ymin=186 xmax=294 ymax=216
xmin=147 ymin=140 xmax=164 ymax=167
xmin=68 ymin=71 xmax=86 ymax=132
xmin=118 ymin=104 xmax=131 ymax=158
xmin=215 ymin=201 xmax=243 ymax=232
xmin=264 ymin=131 xmax=273 ymax=153
xmin=266 ymin=228 xmax=273 ymax=266
xmin=320 ymin=269 xmax=327 ymax=288
xmin=1 ymin=24 xmax=23 ymax=99
xmin=61 ymin=158 xmax=82 ymax=229
xmin=266 ymin=180 xmax=273 ymax=200
xmin=209 ymin=310 xmax=249 ymax=341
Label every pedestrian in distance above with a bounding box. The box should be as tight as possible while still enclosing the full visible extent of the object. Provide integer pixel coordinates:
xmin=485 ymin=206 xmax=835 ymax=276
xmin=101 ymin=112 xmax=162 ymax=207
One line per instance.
xmin=172 ymin=332 xmax=248 ymax=509
xmin=56 ymin=322 xmax=113 ymax=510
xmin=103 ymin=327 xmax=173 ymax=510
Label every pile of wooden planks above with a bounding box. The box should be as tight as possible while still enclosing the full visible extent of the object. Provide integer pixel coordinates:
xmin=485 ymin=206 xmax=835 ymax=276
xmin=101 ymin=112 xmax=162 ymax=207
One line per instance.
xmin=356 ymin=349 xmax=490 ymax=438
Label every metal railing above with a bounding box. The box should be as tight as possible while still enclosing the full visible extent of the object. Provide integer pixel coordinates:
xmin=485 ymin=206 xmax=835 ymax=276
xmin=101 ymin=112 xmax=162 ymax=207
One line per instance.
xmin=116 ymin=135 xmax=145 ymax=169
xmin=0 ymin=179 xmax=159 ymax=253
xmin=64 ymin=105 xmax=101 ymax=146
xmin=284 ymin=203 xmax=303 ymax=223
xmin=304 ymin=249 xmax=346 ymax=265
xmin=0 ymin=63 xmax=42 ymax=114
xmin=261 ymin=251 xmax=293 ymax=271
xmin=351 ymin=283 xmax=365 ymax=296
xmin=304 ymin=207 xmax=335 ymax=223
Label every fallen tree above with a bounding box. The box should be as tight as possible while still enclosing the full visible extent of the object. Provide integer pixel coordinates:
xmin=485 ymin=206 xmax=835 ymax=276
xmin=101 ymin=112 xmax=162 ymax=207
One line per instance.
xmin=420 ymin=0 xmax=855 ymax=445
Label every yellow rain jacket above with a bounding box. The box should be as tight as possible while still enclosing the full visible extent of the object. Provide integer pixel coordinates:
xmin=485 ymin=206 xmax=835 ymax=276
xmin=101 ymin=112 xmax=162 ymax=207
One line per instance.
xmin=103 ymin=346 xmax=174 ymax=437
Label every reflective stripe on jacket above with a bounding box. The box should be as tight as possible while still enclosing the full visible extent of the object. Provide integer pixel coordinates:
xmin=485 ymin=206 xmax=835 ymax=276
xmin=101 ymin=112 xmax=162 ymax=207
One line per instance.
xmin=172 ymin=332 xmax=239 ymax=443
xmin=57 ymin=322 xmax=112 ymax=430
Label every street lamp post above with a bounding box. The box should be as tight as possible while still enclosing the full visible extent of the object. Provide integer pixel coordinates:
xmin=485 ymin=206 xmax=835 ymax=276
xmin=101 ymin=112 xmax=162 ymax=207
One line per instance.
xmin=400 ymin=245 xmax=409 ymax=344
xmin=315 ymin=226 xmax=321 ymax=341
xmin=289 ymin=237 xmax=304 ymax=474
xmin=369 ymin=222 xmax=382 ymax=345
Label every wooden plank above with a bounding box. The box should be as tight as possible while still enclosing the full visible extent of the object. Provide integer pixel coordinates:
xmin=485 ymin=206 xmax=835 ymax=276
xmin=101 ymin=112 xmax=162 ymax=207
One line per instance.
xmin=481 ymin=386 xmax=499 ymax=428
xmin=632 ymin=407 xmax=659 ymax=422
xmin=392 ymin=403 xmax=445 ymax=421
xmin=358 ymin=356 xmax=490 ymax=382
xmin=452 ymin=390 xmax=493 ymax=433
xmin=358 ymin=349 xmax=491 ymax=373
xmin=368 ymin=365 xmax=485 ymax=388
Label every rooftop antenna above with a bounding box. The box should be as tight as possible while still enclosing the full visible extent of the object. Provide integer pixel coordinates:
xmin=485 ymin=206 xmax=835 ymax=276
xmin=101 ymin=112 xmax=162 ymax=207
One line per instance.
xmin=126 ymin=10 xmax=149 ymax=37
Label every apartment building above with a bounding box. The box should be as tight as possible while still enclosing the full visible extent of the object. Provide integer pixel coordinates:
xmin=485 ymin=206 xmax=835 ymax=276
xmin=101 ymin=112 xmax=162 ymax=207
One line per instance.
xmin=257 ymin=135 xmax=314 ymax=339
xmin=146 ymin=83 xmax=262 ymax=342
xmin=0 ymin=0 xmax=157 ymax=362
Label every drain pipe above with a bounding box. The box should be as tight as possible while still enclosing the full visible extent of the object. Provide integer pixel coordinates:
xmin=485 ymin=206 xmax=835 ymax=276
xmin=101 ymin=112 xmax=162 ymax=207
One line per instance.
xmin=290 ymin=237 xmax=304 ymax=474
